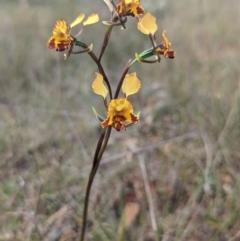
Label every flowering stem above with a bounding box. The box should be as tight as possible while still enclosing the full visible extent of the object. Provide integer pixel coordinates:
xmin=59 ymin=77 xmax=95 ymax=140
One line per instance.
xmin=75 ymin=41 xmax=113 ymax=99
xmin=114 ymin=59 xmax=132 ymax=99
xmin=79 ymin=127 xmax=112 ymax=241
xmin=98 ymin=25 xmax=113 ymax=63
xmin=149 ymin=33 xmax=156 ymax=49
xmin=92 ymin=127 xmax=112 ymax=177
xmin=79 ymin=131 xmax=105 ymax=241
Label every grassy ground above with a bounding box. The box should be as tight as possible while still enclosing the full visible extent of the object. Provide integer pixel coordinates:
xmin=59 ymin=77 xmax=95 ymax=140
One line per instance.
xmin=0 ymin=0 xmax=240 ymax=240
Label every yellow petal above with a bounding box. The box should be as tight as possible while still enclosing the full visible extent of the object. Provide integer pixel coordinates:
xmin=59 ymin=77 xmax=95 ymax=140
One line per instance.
xmin=138 ymin=22 xmax=149 ymax=35
xmin=83 ymin=13 xmax=99 ymax=26
xmin=92 ymin=73 xmax=108 ymax=98
xmin=52 ymin=20 xmax=69 ymax=36
xmin=70 ymin=13 xmax=85 ymax=28
xmin=138 ymin=12 xmax=157 ymax=35
xmin=122 ymin=72 xmax=141 ymax=97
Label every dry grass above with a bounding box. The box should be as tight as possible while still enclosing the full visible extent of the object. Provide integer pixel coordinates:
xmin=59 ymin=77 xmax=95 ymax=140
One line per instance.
xmin=0 ymin=0 xmax=240 ymax=241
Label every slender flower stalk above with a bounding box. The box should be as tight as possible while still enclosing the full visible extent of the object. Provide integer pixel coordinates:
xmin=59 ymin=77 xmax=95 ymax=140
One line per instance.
xmin=79 ymin=130 xmax=106 ymax=241
xmin=114 ymin=59 xmax=132 ymax=98
xmin=98 ymin=25 xmax=114 ymax=63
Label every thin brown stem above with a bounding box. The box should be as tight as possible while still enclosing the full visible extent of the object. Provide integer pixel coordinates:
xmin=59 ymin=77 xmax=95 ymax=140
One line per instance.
xmin=114 ymin=59 xmax=132 ymax=99
xmin=79 ymin=131 xmax=105 ymax=241
xmin=79 ymin=127 xmax=112 ymax=241
xmin=87 ymin=50 xmax=113 ymax=100
xmin=92 ymin=131 xmax=106 ymax=172
xmin=149 ymin=33 xmax=156 ymax=48
xmin=98 ymin=25 xmax=113 ymax=63
xmin=76 ymin=41 xmax=113 ymax=99
xmin=91 ymin=127 xmax=112 ymax=179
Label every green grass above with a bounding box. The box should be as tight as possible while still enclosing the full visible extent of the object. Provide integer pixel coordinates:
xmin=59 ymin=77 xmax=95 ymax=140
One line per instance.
xmin=0 ymin=0 xmax=240 ymax=240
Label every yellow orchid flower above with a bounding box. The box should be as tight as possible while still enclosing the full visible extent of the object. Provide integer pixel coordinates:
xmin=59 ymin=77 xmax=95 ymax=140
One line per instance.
xmin=47 ymin=13 xmax=99 ymax=51
xmin=47 ymin=20 xmax=74 ymax=52
xmin=102 ymin=98 xmax=139 ymax=131
xmin=92 ymin=72 xmax=141 ymax=131
xmin=155 ymin=31 xmax=175 ymax=59
xmin=138 ymin=12 xmax=175 ymax=59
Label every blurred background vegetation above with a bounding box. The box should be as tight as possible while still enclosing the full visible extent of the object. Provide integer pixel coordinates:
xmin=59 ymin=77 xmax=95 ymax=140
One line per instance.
xmin=0 ymin=0 xmax=240 ymax=240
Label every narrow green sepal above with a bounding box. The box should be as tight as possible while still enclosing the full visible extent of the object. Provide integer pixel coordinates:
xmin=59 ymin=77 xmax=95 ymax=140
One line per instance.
xmin=75 ymin=40 xmax=86 ymax=48
xmin=102 ymin=21 xmax=115 ymax=26
xmin=92 ymin=107 xmax=104 ymax=122
xmin=130 ymin=48 xmax=158 ymax=66
xmin=139 ymin=48 xmax=155 ymax=60
xmin=102 ymin=21 xmax=125 ymax=28
xmin=74 ymin=41 xmax=93 ymax=52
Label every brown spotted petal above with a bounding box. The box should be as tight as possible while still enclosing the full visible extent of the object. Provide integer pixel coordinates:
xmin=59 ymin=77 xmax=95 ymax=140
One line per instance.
xmin=117 ymin=0 xmax=144 ymax=17
xmin=101 ymin=98 xmax=139 ymax=131
xmin=47 ymin=20 xmax=73 ymax=51
xmin=48 ymin=36 xmax=73 ymax=51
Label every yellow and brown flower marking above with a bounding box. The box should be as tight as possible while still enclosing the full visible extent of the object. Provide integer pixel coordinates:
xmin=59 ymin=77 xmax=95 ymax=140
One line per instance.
xmin=117 ymin=0 xmax=144 ymax=17
xmin=92 ymin=72 xmax=141 ymax=131
xmin=155 ymin=31 xmax=175 ymax=59
xmin=47 ymin=20 xmax=73 ymax=51
xmin=47 ymin=13 xmax=99 ymax=51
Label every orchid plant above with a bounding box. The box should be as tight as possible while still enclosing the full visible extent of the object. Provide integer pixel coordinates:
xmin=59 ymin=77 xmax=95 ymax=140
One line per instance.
xmin=47 ymin=0 xmax=175 ymax=240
